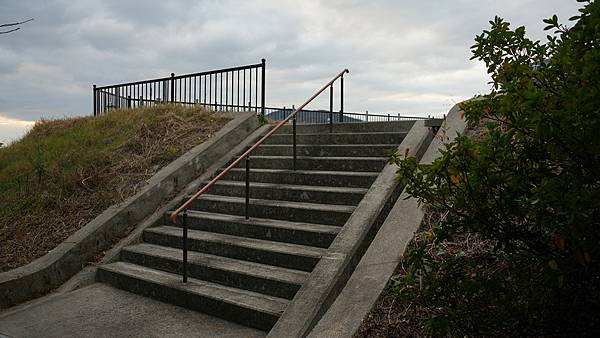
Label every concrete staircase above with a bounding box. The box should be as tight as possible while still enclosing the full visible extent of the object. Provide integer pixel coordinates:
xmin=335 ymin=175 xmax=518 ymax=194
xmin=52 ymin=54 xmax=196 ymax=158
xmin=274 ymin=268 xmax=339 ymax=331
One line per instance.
xmin=97 ymin=120 xmax=414 ymax=332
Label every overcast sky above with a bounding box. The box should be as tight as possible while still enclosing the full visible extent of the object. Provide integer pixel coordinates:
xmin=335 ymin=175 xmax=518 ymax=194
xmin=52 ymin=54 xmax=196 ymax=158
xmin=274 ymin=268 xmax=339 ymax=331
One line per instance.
xmin=0 ymin=0 xmax=581 ymax=144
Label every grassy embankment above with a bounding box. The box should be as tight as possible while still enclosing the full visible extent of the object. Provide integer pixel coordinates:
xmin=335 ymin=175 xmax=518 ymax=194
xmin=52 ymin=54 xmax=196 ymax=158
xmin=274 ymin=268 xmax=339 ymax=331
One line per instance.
xmin=0 ymin=105 xmax=231 ymax=272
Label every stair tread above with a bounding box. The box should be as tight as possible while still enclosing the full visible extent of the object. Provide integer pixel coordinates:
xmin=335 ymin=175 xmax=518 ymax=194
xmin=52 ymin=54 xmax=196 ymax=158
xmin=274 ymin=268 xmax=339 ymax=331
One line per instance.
xmin=273 ymin=131 xmax=406 ymax=136
xmin=146 ymin=225 xmax=326 ymax=258
xmin=226 ymin=168 xmax=380 ymax=176
xmin=172 ymin=210 xmax=341 ymax=235
xmin=123 ymin=243 xmax=309 ymax=285
xmin=100 ymin=261 xmax=289 ymax=316
xmin=192 ymin=194 xmax=356 ymax=213
xmin=257 ymin=144 xmax=398 ymax=147
xmin=242 ymin=155 xmax=388 ymax=161
xmin=210 ymin=180 xmax=368 ymax=194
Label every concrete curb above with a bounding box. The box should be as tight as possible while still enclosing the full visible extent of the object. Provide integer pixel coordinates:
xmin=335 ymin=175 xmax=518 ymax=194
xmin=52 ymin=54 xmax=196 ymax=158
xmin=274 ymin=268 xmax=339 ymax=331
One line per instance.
xmin=306 ymin=103 xmax=467 ymax=338
xmin=268 ymin=120 xmax=434 ymax=338
xmin=0 ymin=112 xmax=261 ymax=309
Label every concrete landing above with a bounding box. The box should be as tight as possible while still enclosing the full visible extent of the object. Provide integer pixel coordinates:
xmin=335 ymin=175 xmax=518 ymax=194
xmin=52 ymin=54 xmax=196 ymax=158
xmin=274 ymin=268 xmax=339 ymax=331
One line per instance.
xmin=0 ymin=283 xmax=266 ymax=338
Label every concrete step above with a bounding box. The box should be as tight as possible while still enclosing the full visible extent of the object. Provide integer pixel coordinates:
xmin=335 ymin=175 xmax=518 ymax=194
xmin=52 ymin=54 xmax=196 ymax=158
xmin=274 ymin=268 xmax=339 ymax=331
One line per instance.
xmin=204 ymin=180 xmax=368 ymax=206
xmin=121 ymin=243 xmax=308 ymax=299
xmin=264 ymin=132 xmax=406 ymax=145
xmin=97 ymin=261 xmax=288 ymax=331
xmin=169 ymin=210 xmax=340 ymax=248
xmin=187 ymin=194 xmax=354 ymax=226
xmin=276 ymin=120 xmax=415 ymax=134
xmin=143 ymin=226 xmax=325 ymax=272
xmin=223 ymin=168 xmax=379 ymax=188
xmin=252 ymin=144 xmax=398 ymax=157
xmin=237 ymin=155 xmax=388 ymax=172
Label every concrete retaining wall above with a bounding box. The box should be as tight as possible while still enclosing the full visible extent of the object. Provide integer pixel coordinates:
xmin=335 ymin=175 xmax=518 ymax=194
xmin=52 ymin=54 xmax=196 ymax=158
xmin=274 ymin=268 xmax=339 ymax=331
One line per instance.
xmin=306 ymin=103 xmax=468 ymax=338
xmin=0 ymin=112 xmax=260 ymax=308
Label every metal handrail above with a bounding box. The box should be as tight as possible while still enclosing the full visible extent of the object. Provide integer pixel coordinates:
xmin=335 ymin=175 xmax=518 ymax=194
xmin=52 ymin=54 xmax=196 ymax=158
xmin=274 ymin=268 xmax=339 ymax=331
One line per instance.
xmin=169 ymin=68 xmax=349 ymax=225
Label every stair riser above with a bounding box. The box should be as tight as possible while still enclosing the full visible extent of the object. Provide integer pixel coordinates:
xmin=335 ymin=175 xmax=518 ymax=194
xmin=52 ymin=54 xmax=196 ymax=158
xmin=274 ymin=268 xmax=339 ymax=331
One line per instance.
xmin=264 ymin=133 xmax=405 ymax=145
xmin=277 ymin=120 xmax=415 ymax=134
xmin=223 ymin=170 xmax=377 ymax=188
xmin=207 ymin=183 xmax=365 ymax=206
xmin=188 ymin=198 xmax=351 ymax=226
xmin=120 ymin=250 xmax=301 ymax=299
xmin=142 ymin=231 xmax=320 ymax=272
xmin=252 ymin=145 xmax=397 ymax=157
xmin=97 ymin=268 xmax=278 ymax=331
xmin=239 ymin=157 xmax=387 ymax=172
xmin=172 ymin=215 xmax=337 ymax=248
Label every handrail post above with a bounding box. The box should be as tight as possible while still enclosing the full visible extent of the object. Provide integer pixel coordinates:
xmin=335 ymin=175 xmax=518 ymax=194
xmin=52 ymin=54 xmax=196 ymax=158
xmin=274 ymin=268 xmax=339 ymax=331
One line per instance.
xmin=339 ymin=74 xmax=344 ymax=122
xmin=329 ymin=85 xmax=333 ymax=133
xmin=93 ymin=85 xmax=97 ymax=116
xmin=170 ymin=73 xmax=175 ymax=103
xmin=182 ymin=211 xmax=188 ymax=283
xmin=261 ymin=59 xmax=266 ymax=119
xmin=293 ymin=105 xmax=297 ymax=171
xmin=127 ymin=96 xmax=132 ymax=108
xmin=245 ymin=156 xmax=250 ymax=220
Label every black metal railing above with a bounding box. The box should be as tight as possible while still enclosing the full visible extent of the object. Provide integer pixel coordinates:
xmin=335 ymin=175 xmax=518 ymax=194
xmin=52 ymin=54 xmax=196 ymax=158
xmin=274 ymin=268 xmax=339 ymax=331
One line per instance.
xmin=93 ymin=59 xmax=266 ymax=116
xmin=170 ymin=69 xmax=349 ymax=283
xmin=262 ymin=107 xmax=431 ymax=124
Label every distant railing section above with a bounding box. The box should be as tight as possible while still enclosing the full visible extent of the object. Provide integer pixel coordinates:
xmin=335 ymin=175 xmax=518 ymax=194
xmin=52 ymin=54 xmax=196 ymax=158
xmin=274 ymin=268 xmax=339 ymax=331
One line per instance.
xmin=93 ymin=59 xmax=266 ymax=116
xmin=263 ymin=107 xmax=431 ymax=124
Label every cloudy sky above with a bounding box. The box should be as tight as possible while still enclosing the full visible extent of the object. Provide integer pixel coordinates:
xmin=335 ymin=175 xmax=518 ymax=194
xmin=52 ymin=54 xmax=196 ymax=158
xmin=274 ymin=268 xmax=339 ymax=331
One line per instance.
xmin=0 ymin=0 xmax=581 ymax=144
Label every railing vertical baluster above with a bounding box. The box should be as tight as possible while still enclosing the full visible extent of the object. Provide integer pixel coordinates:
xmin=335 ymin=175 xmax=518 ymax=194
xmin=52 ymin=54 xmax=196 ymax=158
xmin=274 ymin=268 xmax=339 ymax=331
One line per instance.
xmin=170 ymin=73 xmax=175 ymax=103
xmin=366 ymin=110 xmax=369 ymax=122
xmin=249 ymin=68 xmax=252 ymax=111
xmin=93 ymin=85 xmax=97 ymax=116
xmin=243 ymin=69 xmax=246 ymax=111
xmin=255 ymin=66 xmax=258 ymax=112
xmin=388 ymin=113 xmax=390 ymax=121
xmin=245 ymin=156 xmax=250 ymax=220
xmin=220 ymin=73 xmax=223 ymax=111
xmin=293 ymin=107 xmax=297 ymax=171
xmin=329 ymin=84 xmax=333 ymax=133
xmin=127 ymin=96 xmax=131 ymax=108
xmin=182 ymin=211 xmax=188 ymax=283
xmin=261 ymin=58 xmax=266 ymax=118
xmin=339 ymin=74 xmax=344 ymax=122
xmin=225 ymin=71 xmax=228 ymax=110
xmin=237 ymin=70 xmax=240 ymax=112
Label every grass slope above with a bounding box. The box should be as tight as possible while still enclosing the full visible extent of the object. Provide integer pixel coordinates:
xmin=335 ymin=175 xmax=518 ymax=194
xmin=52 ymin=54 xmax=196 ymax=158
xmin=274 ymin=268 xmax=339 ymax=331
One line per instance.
xmin=0 ymin=105 xmax=231 ymax=272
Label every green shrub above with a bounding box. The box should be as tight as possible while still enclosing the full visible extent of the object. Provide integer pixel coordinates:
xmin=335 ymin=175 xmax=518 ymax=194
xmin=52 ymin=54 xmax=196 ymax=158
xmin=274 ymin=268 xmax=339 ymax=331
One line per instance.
xmin=392 ymin=1 xmax=600 ymax=335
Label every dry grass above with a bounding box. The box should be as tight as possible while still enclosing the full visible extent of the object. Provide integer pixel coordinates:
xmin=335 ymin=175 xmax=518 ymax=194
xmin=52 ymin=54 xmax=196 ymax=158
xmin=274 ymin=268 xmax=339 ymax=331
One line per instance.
xmin=0 ymin=104 xmax=231 ymax=272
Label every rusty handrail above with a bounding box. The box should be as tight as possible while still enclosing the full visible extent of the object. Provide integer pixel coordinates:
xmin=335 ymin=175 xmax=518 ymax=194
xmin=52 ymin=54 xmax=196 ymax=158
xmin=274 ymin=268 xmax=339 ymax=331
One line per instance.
xmin=169 ymin=68 xmax=349 ymax=224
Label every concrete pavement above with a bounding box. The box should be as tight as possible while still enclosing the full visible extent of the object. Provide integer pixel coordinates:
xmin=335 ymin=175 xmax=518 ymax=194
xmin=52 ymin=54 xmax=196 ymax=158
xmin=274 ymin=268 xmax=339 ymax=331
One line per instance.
xmin=0 ymin=283 xmax=265 ymax=338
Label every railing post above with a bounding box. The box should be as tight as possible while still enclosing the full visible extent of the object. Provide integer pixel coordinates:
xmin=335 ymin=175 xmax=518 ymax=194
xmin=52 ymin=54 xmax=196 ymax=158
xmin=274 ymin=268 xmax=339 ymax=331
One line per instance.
xmin=366 ymin=110 xmax=369 ymax=122
xmin=293 ymin=105 xmax=297 ymax=171
xmin=127 ymin=96 xmax=132 ymax=108
xmin=339 ymin=74 xmax=344 ymax=122
xmin=170 ymin=73 xmax=175 ymax=103
xmin=93 ymin=85 xmax=97 ymax=116
xmin=261 ymin=59 xmax=266 ymax=118
xmin=182 ymin=211 xmax=188 ymax=283
xmin=245 ymin=156 xmax=250 ymax=220
xmin=329 ymin=85 xmax=333 ymax=133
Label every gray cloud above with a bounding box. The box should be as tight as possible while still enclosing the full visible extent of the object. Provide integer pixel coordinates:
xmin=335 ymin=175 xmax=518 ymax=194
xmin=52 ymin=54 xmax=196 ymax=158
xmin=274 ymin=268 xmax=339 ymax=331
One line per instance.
xmin=0 ymin=0 xmax=582 ymax=125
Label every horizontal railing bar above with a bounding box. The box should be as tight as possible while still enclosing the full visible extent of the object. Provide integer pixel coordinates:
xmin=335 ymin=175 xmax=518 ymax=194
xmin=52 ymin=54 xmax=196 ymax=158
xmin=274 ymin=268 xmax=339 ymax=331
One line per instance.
xmin=95 ymin=62 xmax=263 ymax=90
xmin=169 ymin=68 xmax=349 ymax=223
